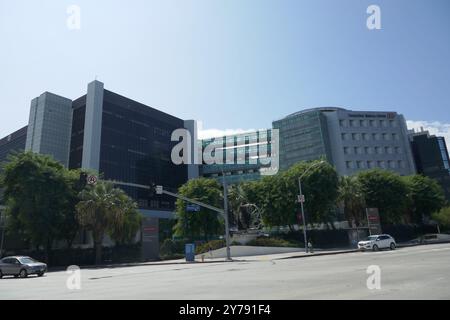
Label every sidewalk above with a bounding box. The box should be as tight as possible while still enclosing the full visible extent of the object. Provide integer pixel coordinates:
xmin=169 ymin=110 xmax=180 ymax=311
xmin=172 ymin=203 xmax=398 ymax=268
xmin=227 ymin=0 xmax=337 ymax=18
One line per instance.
xmin=47 ymin=246 xmax=357 ymax=272
xmin=48 ymin=240 xmax=450 ymax=272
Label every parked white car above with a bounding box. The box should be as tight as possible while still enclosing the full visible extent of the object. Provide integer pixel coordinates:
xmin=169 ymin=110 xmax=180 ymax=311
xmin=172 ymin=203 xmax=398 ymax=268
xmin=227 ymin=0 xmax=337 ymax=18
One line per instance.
xmin=358 ymin=234 xmax=396 ymax=251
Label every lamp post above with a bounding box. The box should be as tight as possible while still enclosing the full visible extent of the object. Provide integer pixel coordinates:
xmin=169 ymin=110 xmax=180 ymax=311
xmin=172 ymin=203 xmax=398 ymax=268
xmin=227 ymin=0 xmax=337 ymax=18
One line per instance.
xmin=298 ymin=160 xmax=326 ymax=253
xmin=222 ymin=172 xmax=232 ymax=261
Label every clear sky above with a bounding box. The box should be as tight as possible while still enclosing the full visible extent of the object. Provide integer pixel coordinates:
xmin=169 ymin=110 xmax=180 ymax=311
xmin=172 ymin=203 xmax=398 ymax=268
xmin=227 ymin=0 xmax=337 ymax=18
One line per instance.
xmin=1 ymin=0 xmax=450 ymax=141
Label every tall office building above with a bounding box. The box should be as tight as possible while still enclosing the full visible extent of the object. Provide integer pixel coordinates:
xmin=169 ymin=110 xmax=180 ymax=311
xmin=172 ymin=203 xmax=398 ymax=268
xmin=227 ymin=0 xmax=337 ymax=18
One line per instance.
xmin=273 ymin=107 xmax=416 ymax=176
xmin=15 ymin=81 xmax=195 ymax=259
xmin=68 ymin=81 xmax=193 ymax=259
xmin=0 ymin=126 xmax=28 ymax=204
xmin=69 ymin=81 xmax=189 ymax=212
xmin=200 ymin=129 xmax=274 ymax=184
xmin=273 ymin=109 xmax=333 ymax=171
xmin=409 ymin=130 xmax=450 ymax=202
xmin=0 ymin=126 xmax=28 ymax=167
xmin=25 ymin=92 xmax=73 ymax=167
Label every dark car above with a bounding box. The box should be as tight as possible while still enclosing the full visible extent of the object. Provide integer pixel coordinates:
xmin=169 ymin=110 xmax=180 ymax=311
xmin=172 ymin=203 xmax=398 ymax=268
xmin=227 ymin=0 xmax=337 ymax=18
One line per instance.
xmin=0 ymin=256 xmax=47 ymax=278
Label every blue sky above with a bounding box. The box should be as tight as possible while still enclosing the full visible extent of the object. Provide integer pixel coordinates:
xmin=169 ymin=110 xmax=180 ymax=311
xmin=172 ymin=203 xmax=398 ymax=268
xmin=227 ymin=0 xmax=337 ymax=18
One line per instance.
xmin=1 ymin=0 xmax=450 ymax=141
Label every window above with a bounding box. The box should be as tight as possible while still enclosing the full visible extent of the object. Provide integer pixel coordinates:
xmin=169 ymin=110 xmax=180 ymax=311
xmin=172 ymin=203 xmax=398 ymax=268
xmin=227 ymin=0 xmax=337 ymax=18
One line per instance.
xmin=346 ymin=161 xmax=353 ymax=169
xmin=383 ymin=133 xmax=390 ymax=141
xmin=339 ymin=120 xmax=347 ymax=127
xmin=378 ymin=161 xmax=386 ymax=168
xmin=438 ymin=138 xmax=450 ymax=170
xmin=395 ymin=147 xmax=402 ymax=154
xmin=362 ymin=133 xmax=370 ymax=141
xmin=369 ymin=120 xmax=377 ymax=127
xmin=349 ymin=120 xmax=357 ymax=127
xmin=385 ymin=146 xmax=393 ymax=154
xmin=344 ymin=147 xmax=351 ymax=154
xmin=367 ymin=161 xmax=375 ymax=169
xmin=375 ymin=147 xmax=383 ymax=154
xmin=356 ymin=161 xmax=364 ymax=169
xmin=365 ymin=147 xmax=373 ymax=154
xmin=392 ymin=133 xmax=399 ymax=140
xmin=388 ymin=160 xmax=396 ymax=169
xmin=352 ymin=133 xmax=361 ymax=141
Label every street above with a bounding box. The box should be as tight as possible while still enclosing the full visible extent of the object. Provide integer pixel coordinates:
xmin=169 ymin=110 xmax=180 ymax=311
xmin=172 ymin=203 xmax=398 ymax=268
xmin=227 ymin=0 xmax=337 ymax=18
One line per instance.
xmin=1 ymin=243 xmax=450 ymax=300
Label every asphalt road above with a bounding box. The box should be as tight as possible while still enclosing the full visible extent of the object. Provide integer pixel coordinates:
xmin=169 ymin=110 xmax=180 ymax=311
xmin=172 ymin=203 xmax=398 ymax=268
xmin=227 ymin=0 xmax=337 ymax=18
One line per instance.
xmin=1 ymin=243 xmax=450 ymax=300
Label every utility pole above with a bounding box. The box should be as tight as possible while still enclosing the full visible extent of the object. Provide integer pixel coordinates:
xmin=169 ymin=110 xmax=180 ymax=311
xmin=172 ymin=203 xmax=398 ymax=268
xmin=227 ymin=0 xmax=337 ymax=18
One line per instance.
xmin=297 ymin=160 xmax=326 ymax=254
xmin=222 ymin=173 xmax=232 ymax=261
xmin=298 ymin=178 xmax=308 ymax=253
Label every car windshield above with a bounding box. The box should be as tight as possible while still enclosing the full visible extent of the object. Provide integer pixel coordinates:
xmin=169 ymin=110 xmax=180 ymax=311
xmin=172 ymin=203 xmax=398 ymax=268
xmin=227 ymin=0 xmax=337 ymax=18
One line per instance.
xmin=366 ymin=236 xmax=378 ymax=241
xmin=18 ymin=257 xmax=37 ymax=264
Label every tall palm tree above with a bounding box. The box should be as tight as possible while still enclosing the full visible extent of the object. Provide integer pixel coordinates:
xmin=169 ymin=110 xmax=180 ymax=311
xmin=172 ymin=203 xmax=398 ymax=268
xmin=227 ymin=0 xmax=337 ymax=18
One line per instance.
xmin=76 ymin=181 xmax=136 ymax=264
xmin=108 ymin=193 xmax=142 ymax=246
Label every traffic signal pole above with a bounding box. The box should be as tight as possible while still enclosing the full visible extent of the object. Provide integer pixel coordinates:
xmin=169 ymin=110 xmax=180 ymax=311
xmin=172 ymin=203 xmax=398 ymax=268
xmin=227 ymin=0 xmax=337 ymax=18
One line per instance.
xmin=108 ymin=180 xmax=233 ymax=261
xmin=156 ymin=186 xmax=232 ymax=262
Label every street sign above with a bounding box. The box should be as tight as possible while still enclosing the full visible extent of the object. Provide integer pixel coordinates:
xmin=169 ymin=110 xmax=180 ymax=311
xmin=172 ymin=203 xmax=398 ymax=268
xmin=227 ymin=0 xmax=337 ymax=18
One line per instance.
xmin=87 ymin=175 xmax=98 ymax=185
xmin=186 ymin=204 xmax=201 ymax=212
xmin=366 ymin=208 xmax=382 ymax=235
xmin=297 ymin=194 xmax=305 ymax=203
xmin=156 ymin=185 xmax=163 ymax=195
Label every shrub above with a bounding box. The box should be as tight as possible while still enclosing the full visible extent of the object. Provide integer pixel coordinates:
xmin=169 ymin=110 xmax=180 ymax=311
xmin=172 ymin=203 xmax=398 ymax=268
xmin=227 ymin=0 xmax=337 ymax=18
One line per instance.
xmin=246 ymin=237 xmax=298 ymax=248
xmin=278 ymin=229 xmax=348 ymax=248
xmin=159 ymin=239 xmax=187 ymax=259
xmin=195 ymin=239 xmax=226 ymax=254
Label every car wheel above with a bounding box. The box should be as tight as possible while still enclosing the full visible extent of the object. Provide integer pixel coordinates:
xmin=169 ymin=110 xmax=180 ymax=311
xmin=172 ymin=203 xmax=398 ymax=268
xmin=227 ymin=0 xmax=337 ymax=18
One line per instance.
xmin=0 ymin=270 xmax=3 ymax=279
xmin=19 ymin=269 xmax=28 ymax=278
xmin=372 ymin=244 xmax=379 ymax=252
xmin=390 ymin=242 xmax=396 ymax=250
xmin=37 ymin=272 xmax=44 ymax=277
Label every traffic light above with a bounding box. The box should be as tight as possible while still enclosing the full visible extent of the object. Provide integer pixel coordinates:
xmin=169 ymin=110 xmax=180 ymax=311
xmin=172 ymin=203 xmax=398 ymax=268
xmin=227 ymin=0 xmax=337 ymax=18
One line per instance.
xmin=148 ymin=183 xmax=157 ymax=197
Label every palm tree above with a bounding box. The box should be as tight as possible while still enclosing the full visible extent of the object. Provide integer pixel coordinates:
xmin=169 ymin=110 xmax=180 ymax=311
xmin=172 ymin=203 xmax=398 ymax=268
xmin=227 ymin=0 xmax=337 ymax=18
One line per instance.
xmin=338 ymin=176 xmax=366 ymax=227
xmin=76 ymin=181 xmax=137 ymax=265
xmin=108 ymin=193 xmax=142 ymax=247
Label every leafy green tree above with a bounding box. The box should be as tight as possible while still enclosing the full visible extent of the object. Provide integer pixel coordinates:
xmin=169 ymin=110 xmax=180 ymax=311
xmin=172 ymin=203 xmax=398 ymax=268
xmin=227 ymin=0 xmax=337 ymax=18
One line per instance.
xmin=338 ymin=176 xmax=366 ymax=226
xmin=173 ymin=178 xmax=223 ymax=241
xmin=58 ymin=169 xmax=86 ymax=249
xmin=403 ymin=175 xmax=445 ymax=224
xmin=246 ymin=160 xmax=338 ymax=230
xmin=252 ymin=174 xmax=291 ymax=229
xmin=432 ymin=207 xmax=450 ymax=231
xmin=284 ymin=160 xmax=339 ymax=225
xmin=357 ymin=169 xmax=409 ymax=224
xmin=1 ymin=152 xmax=77 ymax=260
xmin=76 ymin=181 xmax=138 ymax=264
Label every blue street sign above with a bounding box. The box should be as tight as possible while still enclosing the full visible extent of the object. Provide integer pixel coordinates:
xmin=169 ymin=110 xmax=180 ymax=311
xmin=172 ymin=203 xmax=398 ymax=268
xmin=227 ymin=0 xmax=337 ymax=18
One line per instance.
xmin=186 ymin=204 xmax=201 ymax=212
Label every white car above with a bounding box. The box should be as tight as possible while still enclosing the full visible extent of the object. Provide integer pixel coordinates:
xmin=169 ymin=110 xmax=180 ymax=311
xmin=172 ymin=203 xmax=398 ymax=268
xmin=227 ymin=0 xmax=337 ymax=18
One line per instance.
xmin=358 ymin=234 xmax=396 ymax=251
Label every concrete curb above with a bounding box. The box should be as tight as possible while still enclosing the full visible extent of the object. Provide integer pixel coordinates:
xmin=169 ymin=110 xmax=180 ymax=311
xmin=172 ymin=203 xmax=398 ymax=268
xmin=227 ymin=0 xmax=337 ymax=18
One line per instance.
xmin=275 ymin=249 xmax=360 ymax=260
xmin=46 ymin=241 xmax=450 ymax=272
